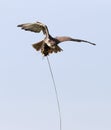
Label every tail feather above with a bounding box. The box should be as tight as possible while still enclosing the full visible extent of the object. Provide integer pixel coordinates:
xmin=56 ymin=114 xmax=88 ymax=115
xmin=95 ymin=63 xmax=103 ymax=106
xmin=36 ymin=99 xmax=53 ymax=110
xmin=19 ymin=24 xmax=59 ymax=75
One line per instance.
xmin=41 ymin=45 xmax=63 ymax=56
xmin=32 ymin=42 xmax=63 ymax=56
xmin=46 ymin=45 xmax=63 ymax=55
xmin=32 ymin=40 xmax=44 ymax=51
xmin=53 ymin=45 xmax=63 ymax=53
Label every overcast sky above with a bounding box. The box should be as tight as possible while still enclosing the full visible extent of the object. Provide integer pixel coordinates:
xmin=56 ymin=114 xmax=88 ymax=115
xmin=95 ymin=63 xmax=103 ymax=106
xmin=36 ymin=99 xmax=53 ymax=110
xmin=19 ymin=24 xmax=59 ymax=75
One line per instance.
xmin=0 ymin=0 xmax=111 ymax=130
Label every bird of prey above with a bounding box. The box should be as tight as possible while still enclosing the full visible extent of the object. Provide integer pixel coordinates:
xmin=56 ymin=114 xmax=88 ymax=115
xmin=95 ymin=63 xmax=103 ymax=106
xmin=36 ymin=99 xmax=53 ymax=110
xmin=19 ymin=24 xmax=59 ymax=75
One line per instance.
xmin=17 ymin=21 xmax=96 ymax=56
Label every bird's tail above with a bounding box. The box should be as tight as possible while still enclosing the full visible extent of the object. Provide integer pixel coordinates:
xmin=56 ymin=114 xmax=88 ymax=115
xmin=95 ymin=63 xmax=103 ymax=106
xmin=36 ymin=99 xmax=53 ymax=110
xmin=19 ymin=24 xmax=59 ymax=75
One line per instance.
xmin=32 ymin=40 xmax=44 ymax=51
xmin=53 ymin=45 xmax=63 ymax=53
xmin=41 ymin=45 xmax=63 ymax=56
xmin=32 ymin=42 xmax=63 ymax=56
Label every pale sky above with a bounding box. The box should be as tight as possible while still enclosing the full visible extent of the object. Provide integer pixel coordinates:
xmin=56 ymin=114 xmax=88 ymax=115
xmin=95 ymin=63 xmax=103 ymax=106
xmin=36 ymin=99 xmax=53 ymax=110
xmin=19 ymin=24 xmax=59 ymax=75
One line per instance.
xmin=0 ymin=0 xmax=111 ymax=130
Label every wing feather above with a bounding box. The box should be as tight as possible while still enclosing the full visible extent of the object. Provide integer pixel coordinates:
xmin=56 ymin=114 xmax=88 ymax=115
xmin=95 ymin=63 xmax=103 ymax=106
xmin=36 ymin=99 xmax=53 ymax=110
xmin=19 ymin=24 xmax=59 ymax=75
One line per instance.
xmin=17 ymin=22 xmax=47 ymax=35
xmin=56 ymin=36 xmax=96 ymax=45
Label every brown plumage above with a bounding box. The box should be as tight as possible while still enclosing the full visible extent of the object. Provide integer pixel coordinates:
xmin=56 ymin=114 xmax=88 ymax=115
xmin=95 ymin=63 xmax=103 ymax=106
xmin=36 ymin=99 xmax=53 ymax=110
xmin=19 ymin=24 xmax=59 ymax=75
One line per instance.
xmin=17 ymin=21 xmax=96 ymax=56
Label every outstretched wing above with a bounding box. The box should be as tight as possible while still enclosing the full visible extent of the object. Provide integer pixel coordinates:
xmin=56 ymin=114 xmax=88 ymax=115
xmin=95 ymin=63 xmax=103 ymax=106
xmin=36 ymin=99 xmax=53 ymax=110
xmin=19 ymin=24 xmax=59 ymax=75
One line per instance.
xmin=56 ymin=36 xmax=96 ymax=46
xmin=17 ymin=21 xmax=49 ymax=35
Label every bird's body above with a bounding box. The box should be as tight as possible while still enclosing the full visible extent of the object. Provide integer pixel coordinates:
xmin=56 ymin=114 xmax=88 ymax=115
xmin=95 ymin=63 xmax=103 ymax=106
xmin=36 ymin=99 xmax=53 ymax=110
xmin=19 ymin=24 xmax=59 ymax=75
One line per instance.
xmin=18 ymin=21 xmax=95 ymax=56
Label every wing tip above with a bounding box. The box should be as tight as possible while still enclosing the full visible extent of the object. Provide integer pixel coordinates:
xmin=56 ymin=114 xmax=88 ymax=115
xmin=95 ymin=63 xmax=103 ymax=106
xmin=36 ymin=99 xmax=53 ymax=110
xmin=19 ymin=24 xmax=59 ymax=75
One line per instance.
xmin=92 ymin=43 xmax=96 ymax=46
xmin=89 ymin=42 xmax=96 ymax=46
xmin=17 ymin=24 xmax=23 ymax=27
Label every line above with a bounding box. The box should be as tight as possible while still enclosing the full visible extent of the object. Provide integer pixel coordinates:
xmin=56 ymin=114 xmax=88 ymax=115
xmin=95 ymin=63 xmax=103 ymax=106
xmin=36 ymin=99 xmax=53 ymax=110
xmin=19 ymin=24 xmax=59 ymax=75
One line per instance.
xmin=46 ymin=56 xmax=62 ymax=130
